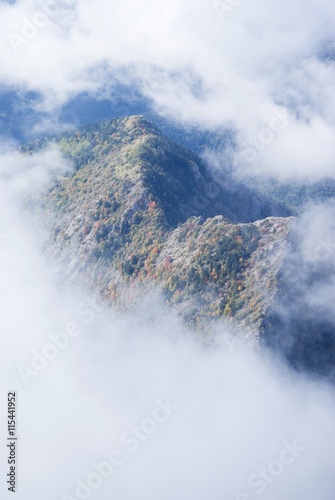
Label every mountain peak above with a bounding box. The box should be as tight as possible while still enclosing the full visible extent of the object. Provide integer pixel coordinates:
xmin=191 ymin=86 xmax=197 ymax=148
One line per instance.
xmin=27 ymin=116 xmax=294 ymax=337
xmin=28 ymin=116 xmax=288 ymax=229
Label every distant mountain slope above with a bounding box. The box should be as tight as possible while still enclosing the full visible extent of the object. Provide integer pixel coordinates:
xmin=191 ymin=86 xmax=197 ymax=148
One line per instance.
xmin=261 ymin=220 xmax=335 ymax=380
xmin=243 ymin=176 xmax=335 ymax=214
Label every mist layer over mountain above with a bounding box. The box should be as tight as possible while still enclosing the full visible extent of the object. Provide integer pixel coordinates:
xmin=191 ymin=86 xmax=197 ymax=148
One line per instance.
xmin=0 ymin=133 xmax=335 ymax=500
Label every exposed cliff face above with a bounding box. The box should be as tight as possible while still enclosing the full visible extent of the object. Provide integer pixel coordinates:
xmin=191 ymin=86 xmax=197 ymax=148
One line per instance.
xmin=23 ymin=116 xmax=294 ymax=339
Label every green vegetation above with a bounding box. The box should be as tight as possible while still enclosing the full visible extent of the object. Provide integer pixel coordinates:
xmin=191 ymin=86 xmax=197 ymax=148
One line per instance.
xmin=246 ymin=176 xmax=335 ymax=213
xmin=25 ymin=116 xmax=292 ymax=332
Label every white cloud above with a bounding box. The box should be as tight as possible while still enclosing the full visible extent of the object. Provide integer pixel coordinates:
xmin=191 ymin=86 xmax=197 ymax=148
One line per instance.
xmin=0 ymin=0 xmax=335 ymax=178
xmin=0 ymin=144 xmax=72 ymax=198
xmin=0 ymin=148 xmax=335 ymax=499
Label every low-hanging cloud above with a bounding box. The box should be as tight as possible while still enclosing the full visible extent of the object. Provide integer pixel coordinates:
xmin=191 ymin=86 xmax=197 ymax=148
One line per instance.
xmin=1 ymin=143 xmax=335 ymax=500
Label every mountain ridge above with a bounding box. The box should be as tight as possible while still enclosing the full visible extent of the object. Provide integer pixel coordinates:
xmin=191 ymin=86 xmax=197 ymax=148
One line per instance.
xmin=23 ymin=115 xmax=290 ymax=225
xmin=20 ymin=115 xmax=295 ymax=338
